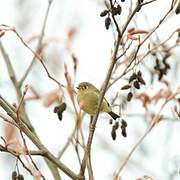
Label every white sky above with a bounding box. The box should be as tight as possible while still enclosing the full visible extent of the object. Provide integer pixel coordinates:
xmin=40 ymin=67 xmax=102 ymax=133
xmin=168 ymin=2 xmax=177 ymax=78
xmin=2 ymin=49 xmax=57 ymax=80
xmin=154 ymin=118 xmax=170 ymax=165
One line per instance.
xmin=0 ymin=0 xmax=180 ymax=180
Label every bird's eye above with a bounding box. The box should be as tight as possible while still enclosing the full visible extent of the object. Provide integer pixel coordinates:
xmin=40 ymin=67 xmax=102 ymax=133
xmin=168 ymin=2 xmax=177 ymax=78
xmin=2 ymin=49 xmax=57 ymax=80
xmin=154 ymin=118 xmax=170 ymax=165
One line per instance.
xmin=82 ymin=85 xmax=87 ymax=90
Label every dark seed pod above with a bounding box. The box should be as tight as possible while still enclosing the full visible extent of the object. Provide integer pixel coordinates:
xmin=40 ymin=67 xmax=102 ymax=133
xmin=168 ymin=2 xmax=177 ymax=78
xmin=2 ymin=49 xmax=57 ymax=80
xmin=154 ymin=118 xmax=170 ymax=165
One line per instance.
xmin=111 ymin=7 xmax=117 ymax=16
xmin=100 ymin=10 xmax=109 ymax=17
xmin=133 ymin=80 xmax=140 ymax=89
xmin=112 ymin=5 xmax=122 ymax=16
xmin=138 ymin=0 xmax=144 ymax=4
xmin=155 ymin=58 xmax=160 ymax=65
xmin=162 ymin=69 xmax=167 ymax=75
xmin=57 ymin=111 xmax=63 ymax=121
xmin=54 ymin=103 xmax=66 ymax=113
xmin=121 ymin=119 xmax=127 ymax=127
xmin=105 ymin=17 xmax=111 ymax=30
xmin=121 ymin=128 xmax=127 ymax=137
xmin=154 ymin=65 xmax=160 ymax=70
xmin=137 ymin=70 xmax=142 ymax=77
xmin=158 ymin=70 xmax=163 ymax=80
xmin=54 ymin=102 xmax=67 ymax=121
xmin=177 ymin=98 xmax=180 ymax=103
xmin=151 ymin=52 xmax=156 ymax=56
xmin=111 ymin=128 xmax=116 ymax=140
xmin=17 ymin=174 xmax=24 ymax=180
xmin=178 ymin=31 xmax=180 ymax=38
xmin=129 ymin=73 xmax=137 ymax=83
xmin=116 ymin=5 xmax=122 ymax=15
xmin=136 ymin=5 xmax=142 ymax=12
xmin=165 ymin=63 xmax=170 ymax=69
xmin=175 ymin=2 xmax=180 ymax=14
xmin=121 ymin=84 xmax=131 ymax=90
xmin=12 ymin=171 xmax=17 ymax=180
xmin=109 ymin=119 xmax=113 ymax=125
xmin=127 ymin=92 xmax=133 ymax=101
xmin=114 ymin=121 xmax=119 ymax=130
xmin=137 ymin=76 xmax=146 ymax=85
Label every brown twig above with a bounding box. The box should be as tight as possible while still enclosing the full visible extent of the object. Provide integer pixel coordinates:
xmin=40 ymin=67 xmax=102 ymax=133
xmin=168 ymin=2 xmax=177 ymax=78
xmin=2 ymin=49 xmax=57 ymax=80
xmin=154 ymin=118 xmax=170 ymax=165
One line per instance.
xmin=115 ymin=86 xmax=180 ymax=177
xmin=0 ymin=96 xmax=83 ymax=180
xmin=19 ymin=0 xmax=53 ymax=87
xmin=79 ymin=0 xmax=151 ymax=176
xmin=15 ymin=86 xmax=46 ymax=180
xmin=108 ymin=0 xmax=175 ymax=89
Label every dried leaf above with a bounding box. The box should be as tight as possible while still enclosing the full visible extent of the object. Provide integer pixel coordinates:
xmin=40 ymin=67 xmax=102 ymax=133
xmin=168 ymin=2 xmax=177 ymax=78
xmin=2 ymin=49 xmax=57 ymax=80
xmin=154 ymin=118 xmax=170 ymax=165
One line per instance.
xmin=127 ymin=27 xmax=135 ymax=33
xmin=4 ymin=123 xmax=17 ymax=143
xmin=127 ymin=92 xmax=133 ymax=101
xmin=121 ymin=84 xmax=131 ymax=90
xmin=43 ymin=89 xmax=63 ymax=107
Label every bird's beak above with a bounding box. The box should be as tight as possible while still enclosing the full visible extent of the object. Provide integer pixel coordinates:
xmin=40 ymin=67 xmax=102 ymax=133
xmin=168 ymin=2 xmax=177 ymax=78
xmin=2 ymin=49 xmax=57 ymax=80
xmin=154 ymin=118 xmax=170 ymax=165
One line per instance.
xmin=76 ymin=86 xmax=79 ymax=89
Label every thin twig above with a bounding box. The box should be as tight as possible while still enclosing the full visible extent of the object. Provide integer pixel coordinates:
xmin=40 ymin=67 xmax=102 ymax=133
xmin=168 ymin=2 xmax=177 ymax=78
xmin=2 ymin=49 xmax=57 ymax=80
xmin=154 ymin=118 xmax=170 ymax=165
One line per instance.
xmin=0 ymin=96 xmax=83 ymax=180
xmin=15 ymin=86 xmax=46 ymax=180
xmin=108 ymin=0 xmax=175 ymax=89
xmin=79 ymin=0 xmax=147 ymax=176
xmin=19 ymin=0 xmax=53 ymax=87
xmin=115 ymin=87 xmax=180 ymax=176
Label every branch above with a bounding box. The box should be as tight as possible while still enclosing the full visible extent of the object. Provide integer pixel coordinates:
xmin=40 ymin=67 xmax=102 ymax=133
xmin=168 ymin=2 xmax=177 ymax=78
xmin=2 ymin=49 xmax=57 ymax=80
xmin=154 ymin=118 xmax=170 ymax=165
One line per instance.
xmin=115 ymin=87 xmax=180 ymax=177
xmin=19 ymin=0 xmax=53 ymax=87
xmin=108 ymin=0 xmax=175 ymax=89
xmin=0 ymin=96 xmax=83 ymax=180
xmin=79 ymin=0 xmax=147 ymax=176
xmin=0 ymin=144 xmax=48 ymax=156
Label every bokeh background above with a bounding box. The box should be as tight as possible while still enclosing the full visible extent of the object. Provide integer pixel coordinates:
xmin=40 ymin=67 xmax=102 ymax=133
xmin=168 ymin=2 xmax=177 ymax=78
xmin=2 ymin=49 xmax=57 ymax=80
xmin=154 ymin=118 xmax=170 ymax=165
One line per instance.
xmin=0 ymin=0 xmax=180 ymax=179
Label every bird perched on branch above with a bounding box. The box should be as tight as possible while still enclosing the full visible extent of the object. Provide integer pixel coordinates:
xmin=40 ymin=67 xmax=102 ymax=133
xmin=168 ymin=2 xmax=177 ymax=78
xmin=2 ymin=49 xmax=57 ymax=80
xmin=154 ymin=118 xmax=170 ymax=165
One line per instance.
xmin=76 ymin=82 xmax=120 ymax=120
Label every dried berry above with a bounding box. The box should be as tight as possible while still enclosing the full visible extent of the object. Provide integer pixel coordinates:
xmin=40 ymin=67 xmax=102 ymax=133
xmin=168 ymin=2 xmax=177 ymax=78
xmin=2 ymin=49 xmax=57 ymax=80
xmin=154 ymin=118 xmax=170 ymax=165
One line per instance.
xmin=121 ymin=119 xmax=127 ymax=127
xmin=109 ymin=119 xmax=113 ymax=125
xmin=111 ymin=7 xmax=117 ymax=16
xmin=116 ymin=5 xmax=122 ymax=15
xmin=129 ymin=73 xmax=137 ymax=83
xmin=158 ymin=70 xmax=163 ymax=80
xmin=100 ymin=10 xmax=109 ymax=17
xmin=121 ymin=84 xmax=131 ymax=90
xmin=137 ymin=70 xmax=142 ymax=77
xmin=54 ymin=102 xmax=67 ymax=121
xmin=175 ymin=3 xmax=180 ymax=14
xmin=112 ymin=5 xmax=122 ymax=16
xmin=114 ymin=121 xmax=119 ymax=130
xmin=17 ymin=174 xmax=24 ymax=180
xmin=111 ymin=128 xmax=116 ymax=140
xmin=105 ymin=17 xmax=111 ymax=30
xmin=12 ymin=171 xmax=17 ymax=180
xmin=138 ymin=0 xmax=144 ymax=4
xmin=155 ymin=58 xmax=160 ymax=66
xmin=151 ymin=52 xmax=156 ymax=56
xmin=178 ymin=98 xmax=180 ymax=103
xmin=137 ymin=76 xmax=146 ymax=85
xmin=154 ymin=65 xmax=159 ymax=70
xmin=165 ymin=63 xmax=170 ymax=69
xmin=127 ymin=92 xmax=133 ymax=101
xmin=121 ymin=128 xmax=127 ymax=137
xmin=178 ymin=31 xmax=180 ymax=38
xmin=133 ymin=80 xmax=140 ymax=89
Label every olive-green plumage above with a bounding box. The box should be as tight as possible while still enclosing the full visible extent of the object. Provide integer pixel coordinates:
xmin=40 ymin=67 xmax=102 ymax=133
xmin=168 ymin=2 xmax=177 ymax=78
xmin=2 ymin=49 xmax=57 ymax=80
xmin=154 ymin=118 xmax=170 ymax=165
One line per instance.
xmin=76 ymin=82 xmax=119 ymax=120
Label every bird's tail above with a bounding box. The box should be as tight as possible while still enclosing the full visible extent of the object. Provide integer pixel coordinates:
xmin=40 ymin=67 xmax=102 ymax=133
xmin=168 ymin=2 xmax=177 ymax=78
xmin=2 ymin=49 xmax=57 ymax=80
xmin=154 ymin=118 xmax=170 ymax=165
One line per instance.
xmin=108 ymin=111 xmax=120 ymax=120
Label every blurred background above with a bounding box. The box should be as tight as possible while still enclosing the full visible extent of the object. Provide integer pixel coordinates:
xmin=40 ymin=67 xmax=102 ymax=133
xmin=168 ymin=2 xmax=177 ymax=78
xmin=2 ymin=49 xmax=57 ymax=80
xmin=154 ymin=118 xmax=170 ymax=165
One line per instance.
xmin=0 ymin=0 xmax=180 ymax=179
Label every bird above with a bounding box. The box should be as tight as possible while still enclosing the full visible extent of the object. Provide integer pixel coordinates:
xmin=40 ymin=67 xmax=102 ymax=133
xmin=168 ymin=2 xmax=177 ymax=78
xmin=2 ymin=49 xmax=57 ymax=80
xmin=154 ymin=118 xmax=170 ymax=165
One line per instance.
xmin=76 ymin=82 xmax=120 ymax=120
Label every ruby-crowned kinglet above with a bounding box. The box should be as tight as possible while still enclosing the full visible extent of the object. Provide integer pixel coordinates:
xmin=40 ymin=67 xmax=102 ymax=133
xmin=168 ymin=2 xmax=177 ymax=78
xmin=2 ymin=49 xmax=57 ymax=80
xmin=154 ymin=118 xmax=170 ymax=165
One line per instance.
xmin=76 ymin=82 xmax=120 ymax=120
